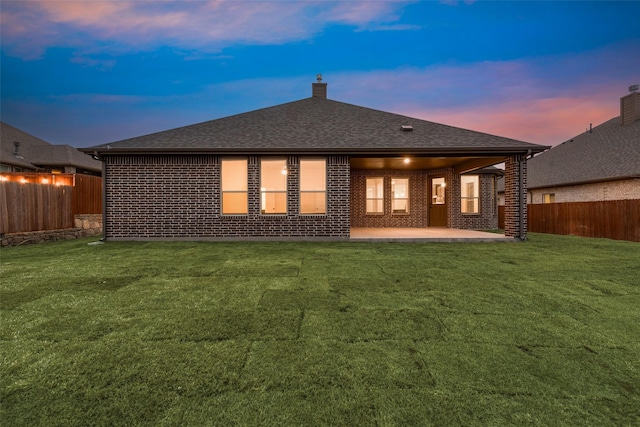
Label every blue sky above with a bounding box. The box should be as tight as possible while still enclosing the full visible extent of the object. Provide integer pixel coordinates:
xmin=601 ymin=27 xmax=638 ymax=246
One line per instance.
xmin=1 ymin=1 xmax=639 ymax=148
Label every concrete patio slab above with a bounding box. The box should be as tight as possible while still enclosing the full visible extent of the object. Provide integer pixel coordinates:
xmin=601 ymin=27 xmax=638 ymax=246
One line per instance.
xmin=350 ymin=227 xmax=515 ymax=242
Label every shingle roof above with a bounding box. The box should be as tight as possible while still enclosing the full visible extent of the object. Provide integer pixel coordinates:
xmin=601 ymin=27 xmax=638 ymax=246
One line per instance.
xmin=1 ymin=122 xmax=102 ymax=173
xmin=85 ymin=97 xmax=546 ymax=155
xmin=527 ymin=116 xmax=640 ymax=189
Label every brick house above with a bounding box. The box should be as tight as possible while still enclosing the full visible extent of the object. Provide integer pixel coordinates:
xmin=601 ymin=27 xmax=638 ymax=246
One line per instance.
xmin=83 ymin=79 xmax=547 ymax=241
xmin=526 ymin=90 xmax=640 ymax=203
xmin=497 ymin=89 xmax=640 ymax=205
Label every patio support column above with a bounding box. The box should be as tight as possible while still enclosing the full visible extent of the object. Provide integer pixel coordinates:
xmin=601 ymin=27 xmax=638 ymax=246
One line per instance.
xmin=504 ymin=154 xmax=528 ymax=240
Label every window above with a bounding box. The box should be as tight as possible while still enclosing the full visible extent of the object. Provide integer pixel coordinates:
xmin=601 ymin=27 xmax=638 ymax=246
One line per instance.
xmin=261 ymin=159 xmax=287 ymax=214
xmin=300 ymin=159 xmax=326 ymax=214
xmin=542 ymin=193 xmax=555 ymax=204
xmin=431 ymin=177 xmax=446 ymax=205
xmin=391 ymin=178 xmax=409 ymax=214
xmin=461 ymin=175 xmax=479 ymax=214
xmin=221 ymin=159 xmax=248 ymax=214
xmin=366 ymin=177 xmax=384 ymax=214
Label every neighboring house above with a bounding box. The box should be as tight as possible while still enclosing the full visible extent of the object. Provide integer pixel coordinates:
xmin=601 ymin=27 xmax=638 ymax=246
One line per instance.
xmin=498 ymin=90 xmax=640 ymax=205
xmin=527 ymin=90 xmax=640 ymax=203
xmin=1 ymin=122 xmax=103 ymax=239
xmin=1 ymin=122 xmax=102 ymax=176
xmin=82 ymin=79 xmax=547 ymax=241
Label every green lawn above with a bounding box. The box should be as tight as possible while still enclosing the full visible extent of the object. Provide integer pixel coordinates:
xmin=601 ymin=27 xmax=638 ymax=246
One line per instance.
xmin=1 ymin=234 xmax=639 ymax=426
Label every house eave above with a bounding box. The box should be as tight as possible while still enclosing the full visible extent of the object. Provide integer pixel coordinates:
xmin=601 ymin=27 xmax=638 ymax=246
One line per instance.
xmin=527 ymin=174 xmax=640 ymax=190
xmin=30 ymin=161 xmax=102 ymax=173
xmin=81 ymin=145 xmax=549 ymax=157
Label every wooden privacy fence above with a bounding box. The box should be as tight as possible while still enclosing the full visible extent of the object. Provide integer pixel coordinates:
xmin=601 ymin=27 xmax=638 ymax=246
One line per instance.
xmin=499 ymin=200 xmax=640 ymax=242
xmin=1 ymin=181 xmax=73 ymax=234
xmin=0 ymin=174 xmax=102 ymax=234
xmin=73 ymin=174 xmax=102 ymax=214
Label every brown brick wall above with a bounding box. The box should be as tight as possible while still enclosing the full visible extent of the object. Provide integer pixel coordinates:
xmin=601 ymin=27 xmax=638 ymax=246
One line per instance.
xmin=449 ymin=173 xmax=499 ymax=230
xmin=104 ymin=155 xmax=350 ymax=240
xmin=351 ymin=168 xmax=497 ymax=229
xmin=504 ymin=155 xmax=527 ymax=239
xmin=350 ymin=169 xmax=428 ymax=228
xmin=529 ymin=179 xmax=640 ymax=203
xmin=104 ymin=154 xmax=503 ymax=239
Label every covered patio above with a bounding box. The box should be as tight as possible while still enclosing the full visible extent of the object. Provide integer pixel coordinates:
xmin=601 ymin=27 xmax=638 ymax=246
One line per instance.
xmin=350 ymin=227 xmax=514 ymax=242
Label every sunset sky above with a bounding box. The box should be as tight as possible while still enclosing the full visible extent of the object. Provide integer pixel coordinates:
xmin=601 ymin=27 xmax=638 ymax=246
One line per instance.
xmin=1 ymin=1 xmax=639 ymax=148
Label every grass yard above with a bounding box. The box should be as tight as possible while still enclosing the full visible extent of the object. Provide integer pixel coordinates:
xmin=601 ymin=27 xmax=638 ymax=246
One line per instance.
xmin=1 ymin=234 xmax=639 ymax=426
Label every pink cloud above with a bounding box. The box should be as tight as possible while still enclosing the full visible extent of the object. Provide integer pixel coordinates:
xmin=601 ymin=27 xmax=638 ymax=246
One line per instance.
xmin=38 ymin=1 xmax=133 ymax=27
xmin=404 ymin=95 xmax=618 ymax=146
xmin=321 ymin=1 xmax=406 ymax=27
xmin=1 ymin=1 xmax=411 ymax=59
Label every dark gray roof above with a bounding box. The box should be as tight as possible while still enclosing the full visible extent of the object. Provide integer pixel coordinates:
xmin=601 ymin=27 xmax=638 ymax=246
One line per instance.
xmin=1 ymin=122 xmax=102 ymax=173
xmin=85 ymin=97 xmax=547 ymax=155
xmin=467 ymin=166 xmax=505 ymax=175
xmin=527 ymin=116 xmax=640 ymax=189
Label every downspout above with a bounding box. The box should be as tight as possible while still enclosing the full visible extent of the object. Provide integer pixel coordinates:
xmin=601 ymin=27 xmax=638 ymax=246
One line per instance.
xmin=101 ymin=157 xmax=107 ymax=241
xmin=519 ymin=150 xmax=532 ymax=241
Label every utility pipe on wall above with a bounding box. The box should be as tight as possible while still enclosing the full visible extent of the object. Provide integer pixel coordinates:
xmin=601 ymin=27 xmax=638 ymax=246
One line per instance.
xmin=101 ymin=158 xmax=107 ymax=241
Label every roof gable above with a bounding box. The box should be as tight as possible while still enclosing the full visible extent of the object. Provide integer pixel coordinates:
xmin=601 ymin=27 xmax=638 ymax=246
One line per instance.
xmin=86 ymin=97 xmax=546 ymax=155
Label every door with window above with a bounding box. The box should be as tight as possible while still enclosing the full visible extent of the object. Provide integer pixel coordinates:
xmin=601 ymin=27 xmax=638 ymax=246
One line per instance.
xmin=429 ymin=177 xmax=447 ymax=226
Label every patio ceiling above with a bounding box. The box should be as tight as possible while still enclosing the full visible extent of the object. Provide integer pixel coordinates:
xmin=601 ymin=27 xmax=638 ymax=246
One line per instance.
xmin=350 ymin=156 xmax=506 ymax=173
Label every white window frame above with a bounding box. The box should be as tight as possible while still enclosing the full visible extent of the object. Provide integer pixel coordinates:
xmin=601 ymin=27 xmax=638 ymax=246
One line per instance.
xmin=366 ymin=177 xmax=384 ymax=214
xmin=221 ymin=158 xmax=248 ymax=215
xmin=261 ymin=158 xmax=287 ymax=215
xmin=300 ymin=158 xmax=327 ymax=215
xmin=461 ymin=175 xmax=480 ymax=214
xmin=391 ymin=177 xmax=410 ymax=214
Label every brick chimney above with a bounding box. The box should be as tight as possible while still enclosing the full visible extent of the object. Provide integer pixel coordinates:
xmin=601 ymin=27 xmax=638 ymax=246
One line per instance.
xmin=312 ymin=74 xmax=327 ymax=99
xmin=620 ymin=86 xmax=639 ymax=125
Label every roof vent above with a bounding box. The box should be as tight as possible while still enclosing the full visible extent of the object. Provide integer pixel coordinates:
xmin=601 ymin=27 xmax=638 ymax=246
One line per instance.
xmin=13 ymin=141 xmax=24 ymax=159
xmin=401 ymin=125 xmax=413 ymax=132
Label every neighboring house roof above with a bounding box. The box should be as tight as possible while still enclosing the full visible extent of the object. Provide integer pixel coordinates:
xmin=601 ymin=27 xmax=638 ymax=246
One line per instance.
xmin=467 ymin=166 xmax=505 ymax=176
xmin=1 ymin=122 xmax=102 ymax=173
xmin=85 ymin=96 xmax=546 ymax=156
xmin=527 ymin=116 xmax=640 ymax=189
